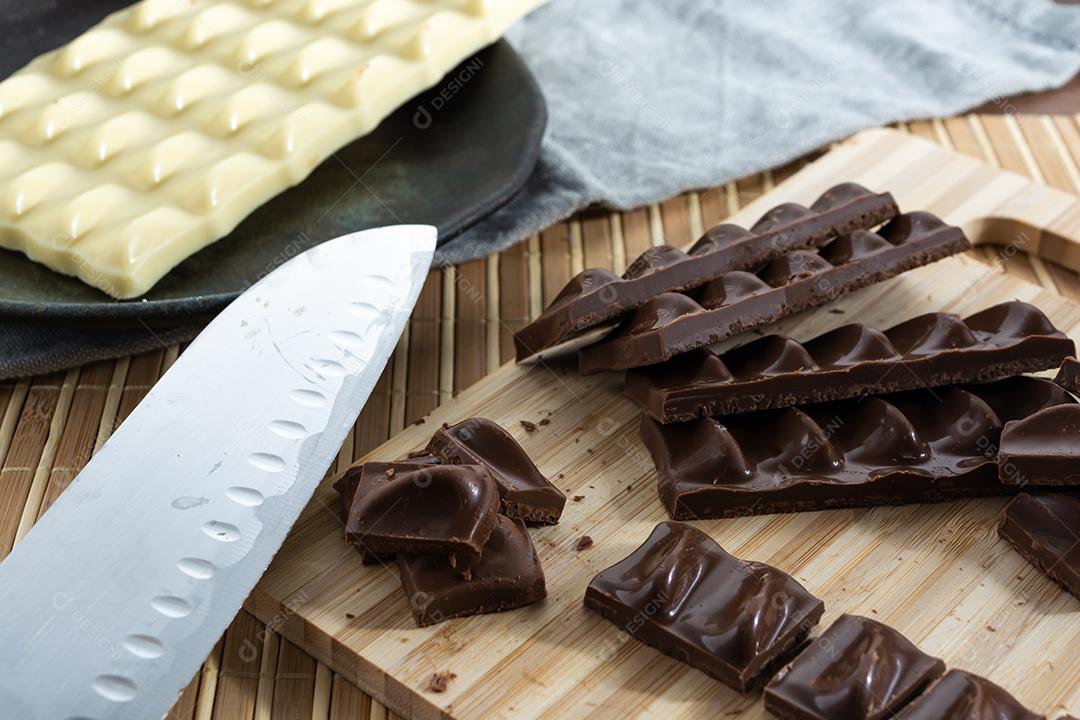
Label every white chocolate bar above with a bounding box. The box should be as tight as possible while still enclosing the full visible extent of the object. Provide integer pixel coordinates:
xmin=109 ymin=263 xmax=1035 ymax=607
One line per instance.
xmin=0 ymin=0 xmax=544 ymax=298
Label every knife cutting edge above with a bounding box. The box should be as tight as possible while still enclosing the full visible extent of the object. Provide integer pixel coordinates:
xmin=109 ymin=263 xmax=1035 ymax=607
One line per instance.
xmin=0 ymin=225 xmax=436 ymax=720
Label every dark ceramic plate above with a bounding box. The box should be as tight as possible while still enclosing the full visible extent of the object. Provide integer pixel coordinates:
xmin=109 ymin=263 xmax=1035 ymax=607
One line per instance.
xmin=0 ymin=1 xmax=546 ymax=327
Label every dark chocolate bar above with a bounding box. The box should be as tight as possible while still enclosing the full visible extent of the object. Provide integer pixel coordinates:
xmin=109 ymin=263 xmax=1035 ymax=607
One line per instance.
xmin=345 ymin=464 xmax=499 ymax=556
xmin=1055 ymin=356 xmax=1080 ymax=394
xmin=764 ymin=614 xmax=945 ymax=720
xmin=425 ymin=417 xmax=566 ymax=523
xmin=397 ymin=514 xmax=547 ymax=627
xmin=627 ymin=301 xmax=1073 ymax=422
xmin=892 ymin=670 xmax=1044 ymax=720
xmin=640 ymin=377 xmax=1076 ymax=519
xmin=999 ymin=405 xmax=1080 ymax=486
xmin=584 ymin=521 xmax=824 ymax=692
xmin=998 ymin=493 xmax=1080 ymax=600
xmin=579 ymin=212 xmax=970 ymax=374
xmin=513 ymin=184 xmax=898 ymax=360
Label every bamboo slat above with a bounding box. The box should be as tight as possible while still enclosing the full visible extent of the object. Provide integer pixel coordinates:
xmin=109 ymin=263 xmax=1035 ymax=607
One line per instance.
xmin=2 ymin=115 xmax=1079 ymax=719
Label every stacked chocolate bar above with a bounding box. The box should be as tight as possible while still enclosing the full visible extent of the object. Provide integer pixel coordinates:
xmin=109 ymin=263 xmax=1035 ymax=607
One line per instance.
xmin=586 ymin=522 xmax=1050 ymax=718
xmin=333 ymin=418 xmax=563 ymax=627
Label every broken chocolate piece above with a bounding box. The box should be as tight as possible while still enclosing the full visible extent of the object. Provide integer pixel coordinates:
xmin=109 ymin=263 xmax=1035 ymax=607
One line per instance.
xmin=513 ymin=184 xmax=898 ymax=360
xmin=998 ymin=493 xmax=1080 ymax=600
xmin=331 ymin=456 xmax=439 ymax=524
xmin=584 ymin=521 xmax=824 ymax=692
xmin=999 ymin=405 xmax=1080 ymax=486
xmin=1054 ymin=356 xmax=1080 ymax=395
xmin=764 ymin=614 xmax=945 ymax=720
xmin=346 ymin=465 xmax=499 ymax=557
xmin=398 ymin=515 xmax=546 ymax=627
xmin=426 ymin=417 xmax=566 ymax=524
xmin=579 ymin=212 xmax=970 ymax=373
xmin=892 ymin=670 xmax=1043 ymax=720
xmin=627 ymin=301 xmax=1073 ymax=422
xmin=575 ymin=535 xmax=593 ymax=551
xmin=425 ymin=671 xmax=457 ymax=693
xmin=640 ymin=377 xmax=1076 ymax=519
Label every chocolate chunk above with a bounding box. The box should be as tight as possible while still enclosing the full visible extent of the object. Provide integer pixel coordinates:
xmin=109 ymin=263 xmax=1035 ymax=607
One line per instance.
xmin=398 ymin=515 xmax=546 ymax=627
xmin=332 ymin=456 xmax=439 ymax=524
xmin=346 ymin=465 xmax=500 ymax=557
xmin=892 ymin=670 xmax=1043 ymax=720
xmin=640 ymin=377 xmax=1076 ymax=519
xmin=999 ymin=405 xmax=1080 ymax=486
xmin=764 ymin=614 xmax=945 ymax=720
xmin=579 ymin=212 xmax=970 ymax=374
xmin=627 ymin=301 xmax=1073 ymax=422
xmin=998 ymin=493 xmax=1080 ymax=600
xmin=584 ymin=521 xmax=824 ymax=692
xmin=513 ymin=184 xmax=898 ymax=360
xmin=425 ymin=671 xmax=457 ymax=693
xmin=426 ymin=417 xmax=566 ymax=524
xmin=1054 ymin=356 xmax=1080 ymax=395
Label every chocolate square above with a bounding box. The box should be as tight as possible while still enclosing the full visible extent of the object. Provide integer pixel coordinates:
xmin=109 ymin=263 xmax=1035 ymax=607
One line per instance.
xmin=584 ymin=521 xmax=824 ymax=692
xmin=764 ymin=614 xmax=945 ymax=720
xmin=397 ymin=515 xmax=546 ymax=627
xmin=892 ymin=670 xmax=1042 ymax=720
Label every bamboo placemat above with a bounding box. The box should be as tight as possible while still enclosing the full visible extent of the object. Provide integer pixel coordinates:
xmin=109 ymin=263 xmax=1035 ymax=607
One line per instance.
xmin=2 ymin=113 xmax=1080 ymax=719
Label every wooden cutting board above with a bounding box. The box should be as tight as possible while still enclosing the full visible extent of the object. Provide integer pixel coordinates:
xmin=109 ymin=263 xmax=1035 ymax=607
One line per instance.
xmin=246 ymin=128 xmax=1080 ymax=720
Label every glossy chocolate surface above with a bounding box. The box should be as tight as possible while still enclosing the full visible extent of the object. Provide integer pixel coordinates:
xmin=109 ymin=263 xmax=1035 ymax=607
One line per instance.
xmin=579 ymin=211 xmax=970 ymax=374
xmin=397 ymin=514 xmax=546 ymax=627
xmin=345 ymin=464 xmax=499 ymax=556
xmin=627 ymin=302 xmax=1073 ymax=422
xmin=999 ymin=405 xmax=1080 ymax=486
xmin=584 ymin=521 xmax=824 ymax=692
xmin=332 ymin=456 xmax=439 ymax=524
xmin=640 ymin=377 xmax=1076 ymax=519
xmin=426 ymin=417 xmax=565 ymax=523
xmin=764 ymin=614 xmax=945 ymax=720
xmin=893 ymin=670 xmax=1044 ymax=720
xmin=998 ymin=492 xmax=1080 ymax=600
xmin=513 ymin=184 xmax=898 ymax=360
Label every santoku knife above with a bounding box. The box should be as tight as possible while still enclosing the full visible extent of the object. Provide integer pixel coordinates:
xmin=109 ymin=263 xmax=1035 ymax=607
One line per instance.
xmin=0 ymin=225 xmax=436 ymax=719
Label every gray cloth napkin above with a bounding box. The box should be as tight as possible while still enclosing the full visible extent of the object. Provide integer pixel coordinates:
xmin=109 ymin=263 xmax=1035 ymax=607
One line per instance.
xmin=6 ymin=0 xmax=1080 ymax=380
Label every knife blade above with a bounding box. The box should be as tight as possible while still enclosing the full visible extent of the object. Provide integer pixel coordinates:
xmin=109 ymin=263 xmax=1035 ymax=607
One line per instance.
xmin=0 ymin=224 xmax=436 ymax=719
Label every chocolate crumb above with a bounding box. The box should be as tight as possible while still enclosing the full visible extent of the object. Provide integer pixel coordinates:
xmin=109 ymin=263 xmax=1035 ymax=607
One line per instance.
xmin=572 ymin=495 xmax=585 ymax=502
xmin=345 ymin=613 xmax=356 ymax=619
xmin=384 ymin=468 xmax=395 ymax=479
xmin=442 ymin=422 xmax=450 ymax=429
xmin=520 ymin=420 xmax=538 ymax=432
xmin=986 ymin=625 xmax=996 ymax=633
xmin=828 ymin=308 xmax=845 ymax=314
xmin=539 ymin=418 xmax=550 ymax=427
xmin=575 ymin=535 xmax=594 ymax=551
xmin=558 ymin=473 xmax=565 ymax=479
xmin=426 ymin=671 xmax=457 ymax=693
xmin=414 ymin=418 xmax=426 ymax=426
xmin=585 ymin=448 xmax=593 ymax=454
xmin=625 ymin=484 xmax=633 ymax=493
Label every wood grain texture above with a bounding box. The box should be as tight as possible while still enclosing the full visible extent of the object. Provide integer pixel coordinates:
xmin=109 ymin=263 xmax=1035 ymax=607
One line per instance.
xmin=247 ymin=128 xmax=1080 ymax=719
xmin=2 ymin=117 xmax=1080 ymax=719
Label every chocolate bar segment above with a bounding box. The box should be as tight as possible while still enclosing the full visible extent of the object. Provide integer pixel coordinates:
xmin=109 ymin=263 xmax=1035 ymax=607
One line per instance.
xmin=628 ymin=301 xmax=1073 ymax=422
xmin=425 ymin=417 xmax=566 ymax=523
xmin=641 ymin=377 xmax=1076 ymax=519
xmin=580 ymin=212 xmax=970 ymax=374
xmin=584 ymin=521 xmax=824 ymax=692
xmin=332 ymin=456 xmax=439 ymax=524
xmin=998 ymin=493 xmax=1080 ymax=600
xmin=398 ymin=515 xmax=546 ymax=627
xmin=892 ymin=670 xmax=1044 ymax=720
xmin=764 ymin=614 xmax=945 ymax=720
xmin=345 ymin=465 xmax=499 ymax=556
xmin=513 ymin=184 xmax=898 ymax=360
xmin=999 ymin=405 xmax=1080 ymax=486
